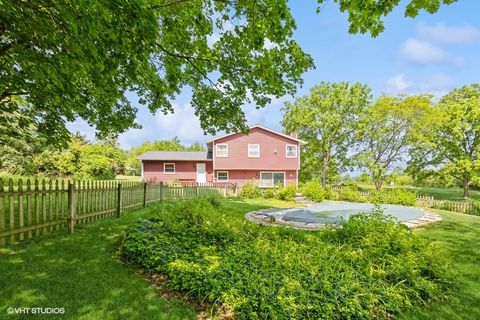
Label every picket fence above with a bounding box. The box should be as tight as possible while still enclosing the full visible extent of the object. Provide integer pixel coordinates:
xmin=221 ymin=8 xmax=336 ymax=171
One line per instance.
xmin=330 ymin=186 xmax=480 ymax=216
xmin=0 ymin=179 xmax=237 ymax=246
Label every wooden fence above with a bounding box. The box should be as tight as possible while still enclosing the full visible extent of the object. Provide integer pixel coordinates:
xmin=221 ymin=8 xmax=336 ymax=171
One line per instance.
xmin=330 ymin=186 xmax=480 ymax=215
xmin=0 ymin=179 xmax=237 ymax=246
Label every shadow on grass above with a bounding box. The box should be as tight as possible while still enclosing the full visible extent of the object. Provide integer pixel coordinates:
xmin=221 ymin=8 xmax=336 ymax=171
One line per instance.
xmin=0 ymin=205 xmax=195 ymax=320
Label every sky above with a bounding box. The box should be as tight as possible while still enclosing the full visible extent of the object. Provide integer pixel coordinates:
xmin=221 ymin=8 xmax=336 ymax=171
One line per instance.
xmin=68 ymin=0 xmax=480 ymax=150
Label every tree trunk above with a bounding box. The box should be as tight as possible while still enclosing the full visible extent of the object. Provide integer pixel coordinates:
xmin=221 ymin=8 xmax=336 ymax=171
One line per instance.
xmin=463 ymin=174 xmax=470 ymax=198
xmin=372 ymin=173 xmax=382 ymax=190
xmin=321 ymin=157 xmax=328 ymax=189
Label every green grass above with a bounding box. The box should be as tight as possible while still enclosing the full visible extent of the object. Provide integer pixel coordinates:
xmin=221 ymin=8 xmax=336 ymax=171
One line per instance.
xmin=407 ymin=186 xmax=480 ymax=201
xmin=399 ymin=210 xmax=480 ymax=320
xmin=0 ymin=198 xmax=479 ymax=319
xmin=355 ymin=183 xmax=480 ymax=201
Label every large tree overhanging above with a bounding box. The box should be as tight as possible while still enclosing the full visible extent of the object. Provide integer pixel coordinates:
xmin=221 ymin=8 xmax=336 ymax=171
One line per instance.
xmin=0 ymin=0 xmax=458 ymax=143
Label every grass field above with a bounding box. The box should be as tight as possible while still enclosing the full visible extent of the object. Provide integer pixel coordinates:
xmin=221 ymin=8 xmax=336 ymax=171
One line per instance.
xmin=356 ymin=183 xmax=480 ymax=201
xmin=0 ymin=198 xmax=479 ymax=319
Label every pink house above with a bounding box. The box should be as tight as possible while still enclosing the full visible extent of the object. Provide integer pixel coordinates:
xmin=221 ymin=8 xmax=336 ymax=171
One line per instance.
xmin=139 ymin=125 xmax=306 ymax=187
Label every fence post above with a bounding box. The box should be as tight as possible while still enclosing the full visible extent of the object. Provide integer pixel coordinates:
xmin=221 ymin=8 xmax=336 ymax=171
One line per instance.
xmin=68 ymin=182 xmax=76 ymax=234
xmin=195 ymin=183 xmax=199 ymax=198
xmin=159 ymin=182 xmax=164 ymax=202
xmin=234 ymin=183 xmax=238 ymax=197
xmin=143 ymin=183 xmax=147 ymax=207
xmin=116 ymin=183 xmax=122 ymax=217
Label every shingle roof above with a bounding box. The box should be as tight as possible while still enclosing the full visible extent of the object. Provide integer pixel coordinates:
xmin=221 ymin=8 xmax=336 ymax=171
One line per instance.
xmin=206 ymin=124 xmax=307 ymax=145
xmin=137 ymin=151 xmax=212 ymax=161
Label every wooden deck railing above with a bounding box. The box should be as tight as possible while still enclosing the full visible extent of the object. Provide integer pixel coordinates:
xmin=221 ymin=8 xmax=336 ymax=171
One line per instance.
xmin=0 ymin=179 xmax=237 ymax=247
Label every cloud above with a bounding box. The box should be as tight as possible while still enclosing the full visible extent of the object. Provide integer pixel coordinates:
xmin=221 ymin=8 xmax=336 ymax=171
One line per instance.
xmin=400 ymin=38 xmax=449 ymax=64
xmin=154 ymin=102 xmax=209 ymax=144
xmin=417 ymin=22 xmax=480 ymax=45
xmin=384 ymin=73 xmax=454 ymax=98
xmin=386 ymin=74 xmax=412 ymax=92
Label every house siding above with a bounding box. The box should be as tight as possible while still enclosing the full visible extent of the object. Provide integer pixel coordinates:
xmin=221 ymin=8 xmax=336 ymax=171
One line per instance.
xmin=213 ymin=127 xmax=300 ymax=171
xmin=143 ymin=161 xmax=213 ymax=183
xmin=215 ymin=170 xmax=297 ymax=187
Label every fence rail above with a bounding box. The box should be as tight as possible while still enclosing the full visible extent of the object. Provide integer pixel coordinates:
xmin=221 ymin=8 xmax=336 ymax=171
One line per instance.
xmin=0 ymin=179 xmax=237 ymax=246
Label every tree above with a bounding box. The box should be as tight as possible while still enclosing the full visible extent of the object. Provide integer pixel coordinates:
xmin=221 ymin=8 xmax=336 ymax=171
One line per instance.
xmin=409 ymin=84 xmax=480 ymax=197
xmin=282 ymin=82 xmax=371 ymax=188
xmin=355 ymin=95 xmax=431 ymax=190
xmin=317 ymin=0 xmax=459 ymax=37
xmin=1 ymin=0 xmax=314 ymax=144
xmin=1 ymin=0 xmax=457 ymax=144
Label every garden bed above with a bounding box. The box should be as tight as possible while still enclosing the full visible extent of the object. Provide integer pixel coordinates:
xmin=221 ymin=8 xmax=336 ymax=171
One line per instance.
xmin=119 ymin=197 xmax=452 ymax=319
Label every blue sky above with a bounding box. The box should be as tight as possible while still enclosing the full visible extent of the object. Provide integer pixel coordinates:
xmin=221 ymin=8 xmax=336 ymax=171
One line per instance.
xmin=69 ymin=0 xmax=480 ymax=149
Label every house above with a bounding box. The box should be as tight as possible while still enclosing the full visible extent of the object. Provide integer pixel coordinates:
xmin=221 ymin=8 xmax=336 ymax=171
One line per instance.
xmin=138 ymin=125 xmax=306 ymax=187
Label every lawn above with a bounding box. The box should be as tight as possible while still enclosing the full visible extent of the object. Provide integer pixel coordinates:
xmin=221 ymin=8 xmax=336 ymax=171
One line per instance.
xmin=0 ymin=198 xmax=479 ymax=319
xmin=408 ymin=186 xmax=480 ymax=201
xmin=356 ymin=183 xmax=480 ymax=201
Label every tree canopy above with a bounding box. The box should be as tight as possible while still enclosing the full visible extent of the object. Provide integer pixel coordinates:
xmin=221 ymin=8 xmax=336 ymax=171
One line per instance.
xmin=282 ymin=82 xmax=371 ymax=187
xmin=409 ymin=84 xmax=480 ymax=197
xmin=1 ymin=0 xmax=458 ymax=144
xmin=354 ymin=95 xmax=432 ymax=190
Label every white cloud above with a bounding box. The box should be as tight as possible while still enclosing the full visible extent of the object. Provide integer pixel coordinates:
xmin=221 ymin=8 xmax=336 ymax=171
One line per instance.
xmin=417 ymin=22 xmax=480 ymax=45
xmin=386 ymin=74 xmax=412 ymax=92
xmin=154 ymin=102 xmax=209 ymax=144
xmin=400 ymin=38 xmax=448 ymax=64
xmin=384 ymin=73 xmax=454 ymax=99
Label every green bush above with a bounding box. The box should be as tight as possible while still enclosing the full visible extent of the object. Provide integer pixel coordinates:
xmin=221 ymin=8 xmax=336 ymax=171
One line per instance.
xmin=338 ymin=187 xmax=367 ymax=202
xmin=119 ymin=199 xmax=451 ymax=319
xmin=240 ymin=180 xmax=261 ymax=198
xmin=370 ymin=189 xmax=417 ymax=206
xmin=301 ymin=180 xmax=325 ymax=202
xmin=262 ymin=188 xmax=276 ymax=199
xmin=275 ymin=184 xmax=296 ymax=201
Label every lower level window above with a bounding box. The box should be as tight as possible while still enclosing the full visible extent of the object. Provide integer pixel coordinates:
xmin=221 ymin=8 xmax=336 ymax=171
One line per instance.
xmin=260 ymin=172 xmax=285 ymax=187
xmin=164 ymin=163 xmax=175 ymax=173
xmin=217 ymin=171 xmax=229 ymax=182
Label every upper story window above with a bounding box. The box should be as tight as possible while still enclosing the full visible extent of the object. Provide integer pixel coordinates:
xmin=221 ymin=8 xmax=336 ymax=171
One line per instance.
xmin=164 ymin=163 xmax=175 ymax=174
xmin=216 ymin=143 xmax=228 ymax=157
xmin=286 ymin=144 xmax=298 ymax=158
xmin=248 ymin=144 xmax=260 ymax=158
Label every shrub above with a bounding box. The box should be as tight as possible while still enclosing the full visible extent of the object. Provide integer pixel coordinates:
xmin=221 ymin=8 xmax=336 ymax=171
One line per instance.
xmin=301 ymin=180 xmax=325 ymax=202
xmin=369 ymin=189 xmax=417 ymax=206
xmin=262 ymin=188 xmax=276 ymax=199
xmin=119 ymin=199 xmax=451 ymax=319
xmin=338 ymin=187 xmax=366 ymax=202
xmin=240 ymin=180 xmax=261 ymax=198
xmin=275 ymin=184 xmax=296 ymax=201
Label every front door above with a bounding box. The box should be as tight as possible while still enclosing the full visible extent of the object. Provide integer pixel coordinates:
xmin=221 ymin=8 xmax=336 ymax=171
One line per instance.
xmin=196 ymin=163 xmax=206 ymax=183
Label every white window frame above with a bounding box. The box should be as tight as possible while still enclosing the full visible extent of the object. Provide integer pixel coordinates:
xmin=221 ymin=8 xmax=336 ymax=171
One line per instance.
xmin=216 ymin=171 xmax=229 ymax=182
xmin=163 ymin=163 xmax=175 ymax=174
xmin=216 ymin=143 xmax=228 ymax=157
xmin=248 ymin=144 xmax=260 ymax=158
xmin=286 ymin=144 xmax=298 ymax=158
xmin=259 ymin=171 xmax=285 ymax=188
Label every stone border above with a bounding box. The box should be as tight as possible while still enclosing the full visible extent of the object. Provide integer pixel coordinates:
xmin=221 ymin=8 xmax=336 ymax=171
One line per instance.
xmin=245 ymin=206 xmax=442 ymax=231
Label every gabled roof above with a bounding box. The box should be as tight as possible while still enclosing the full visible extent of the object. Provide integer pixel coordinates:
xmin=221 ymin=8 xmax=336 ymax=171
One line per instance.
xmin=138 ymin=151 xmax=212 ymax=161
xmin=206 ymin=124 xmax=307 ymax=145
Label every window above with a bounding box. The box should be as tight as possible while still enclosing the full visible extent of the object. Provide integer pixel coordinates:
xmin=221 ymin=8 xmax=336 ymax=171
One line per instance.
xmin=248 ymin=144 xmax=260 ymax=157
xmin=217 ymin=171 xmax=229 ymax=182
xmin=286 ymin=144 xmax=297 ymax=158
xmin=164 ymin=163 xmax=175 ymax=174
xmin=216 ymin=144 xmax=228 ymax=157
xmin=260 ymin=172 xmax=285 ymax=187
